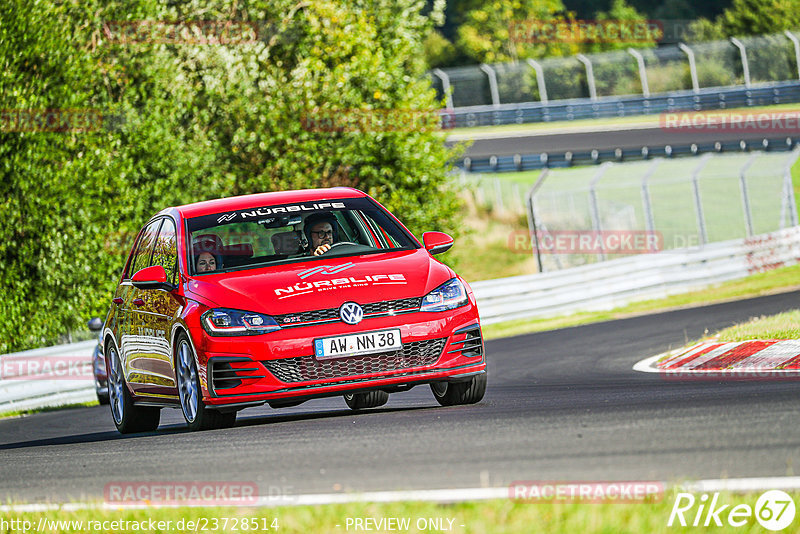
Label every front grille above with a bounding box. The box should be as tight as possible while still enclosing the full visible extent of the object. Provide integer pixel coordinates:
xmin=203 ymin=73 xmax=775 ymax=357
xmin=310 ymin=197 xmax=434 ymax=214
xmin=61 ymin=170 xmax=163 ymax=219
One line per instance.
xmin=275 ymin=308 xmax=338 ymax=324
xmin=262 ymin=338 xmax=447 ymax=383
xmin=361 ymin=297 xmax=422 ymax=314
xmin=274 ymin=297 xmax=422 ymax=327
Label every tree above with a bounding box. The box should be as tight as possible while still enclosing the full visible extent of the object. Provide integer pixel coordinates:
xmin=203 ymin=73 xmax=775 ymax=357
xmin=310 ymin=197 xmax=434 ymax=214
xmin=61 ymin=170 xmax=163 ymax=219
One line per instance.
xmin=0 ymin=0 xmax=462 ymax=352
xmin=585 ymin=0 xmax=656 ymax=53
xmin=455 ymin=0 xmax=570 ymax=64
xmin=689 ymin=0 xmax=800 ymax=41
xmin=718 ymin=0 xmax=800 ymax=36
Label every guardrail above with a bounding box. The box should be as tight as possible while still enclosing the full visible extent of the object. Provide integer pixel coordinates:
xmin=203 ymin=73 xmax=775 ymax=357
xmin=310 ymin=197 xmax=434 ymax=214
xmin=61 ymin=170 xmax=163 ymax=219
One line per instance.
xmin=4 ymin=227 xmax=800 ymax=413
xmin=0 ymin=340 xmax=97 ymax=414
xmin=457 ymin=136 xmax=799 ymax=173
xmin=470 ymin=226 xmax=800 ymax=324
xmin=444 ymin=81 xmax=800 ymax=129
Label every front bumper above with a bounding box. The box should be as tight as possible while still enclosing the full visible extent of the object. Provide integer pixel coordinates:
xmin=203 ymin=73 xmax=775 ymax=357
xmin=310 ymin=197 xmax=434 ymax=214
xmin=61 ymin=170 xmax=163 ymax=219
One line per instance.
xmin=191 ymin=305 xmax=485 ymax=406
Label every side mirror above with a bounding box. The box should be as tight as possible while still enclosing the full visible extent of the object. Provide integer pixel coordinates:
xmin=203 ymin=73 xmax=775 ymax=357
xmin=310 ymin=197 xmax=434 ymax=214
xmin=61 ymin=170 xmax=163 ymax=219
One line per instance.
xmin=422 ymin=231 xmax=454 ymax=255
xmin=87 ymin=317 xmax=103 ymax=332
xmin=132 ymin=265 xmax=175 ymax=291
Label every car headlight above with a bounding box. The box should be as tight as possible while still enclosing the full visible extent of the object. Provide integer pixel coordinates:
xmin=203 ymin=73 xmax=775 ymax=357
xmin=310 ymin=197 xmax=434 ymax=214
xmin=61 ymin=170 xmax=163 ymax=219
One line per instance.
xmin=420 ymin=278 xmax=468 ymax=312
xmin=201 ymin=308 xmax=280 ymax=336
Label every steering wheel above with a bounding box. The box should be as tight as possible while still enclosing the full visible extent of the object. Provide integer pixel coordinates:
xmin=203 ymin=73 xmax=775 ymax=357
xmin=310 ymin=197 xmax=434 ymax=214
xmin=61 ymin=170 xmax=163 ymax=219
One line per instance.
xmin=320 ymin=241 xmax=358 ymax=254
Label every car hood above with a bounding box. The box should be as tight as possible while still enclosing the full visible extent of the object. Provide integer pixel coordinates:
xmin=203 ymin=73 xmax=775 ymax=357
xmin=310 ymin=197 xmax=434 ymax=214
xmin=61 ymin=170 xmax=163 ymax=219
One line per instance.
xmin=185 ymin=249 xmax=455 ymax=314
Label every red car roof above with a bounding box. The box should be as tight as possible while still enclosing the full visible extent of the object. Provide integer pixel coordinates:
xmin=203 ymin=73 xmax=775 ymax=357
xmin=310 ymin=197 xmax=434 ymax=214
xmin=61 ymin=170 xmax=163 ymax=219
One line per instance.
xmin=174 ymin=187 xmax=368 ymax=218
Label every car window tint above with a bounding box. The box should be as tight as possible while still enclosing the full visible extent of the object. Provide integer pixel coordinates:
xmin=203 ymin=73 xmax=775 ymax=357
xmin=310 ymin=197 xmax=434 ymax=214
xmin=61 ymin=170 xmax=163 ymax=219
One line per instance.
xmin=129 ymin=219 xmax=162 ymax=277
xmin=152 ymin=218 xmax=178 ymax=284
xmin=210 ymin=223 xmax=273 ymax=257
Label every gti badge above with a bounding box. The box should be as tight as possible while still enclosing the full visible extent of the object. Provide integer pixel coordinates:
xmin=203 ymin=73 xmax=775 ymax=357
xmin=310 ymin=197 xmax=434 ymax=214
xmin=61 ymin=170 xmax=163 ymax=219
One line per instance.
xmin=339 ymin=302 xmax=363 ymax=325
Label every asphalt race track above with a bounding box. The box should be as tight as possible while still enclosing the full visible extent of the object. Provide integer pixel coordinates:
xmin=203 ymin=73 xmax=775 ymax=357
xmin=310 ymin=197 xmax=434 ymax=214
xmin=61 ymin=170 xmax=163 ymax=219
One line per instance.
xmin=454 ymin=126 xmax=779 ymax=158
xmin=2 ymin=291 xmax=800 ymax=503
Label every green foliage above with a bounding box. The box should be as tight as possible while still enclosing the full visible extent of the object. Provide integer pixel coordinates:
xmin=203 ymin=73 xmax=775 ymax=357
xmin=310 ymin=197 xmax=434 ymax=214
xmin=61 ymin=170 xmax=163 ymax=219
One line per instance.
xmin=455 ymin=0 xmax=570 ymax=64
xmin=587 ymin=0 xmax=655 ymax=52
xmin=690 ymin=0 xmax=800 ymax=40
xmin=0 ymin=0 xmax=461 ymax=352
xmin=717 ymin=0 xmax=800 ymax=37
xmin=432 ymin=0 xmax=659 ymax=67
xmin=423 ymin=29 xmax=458 ymax=68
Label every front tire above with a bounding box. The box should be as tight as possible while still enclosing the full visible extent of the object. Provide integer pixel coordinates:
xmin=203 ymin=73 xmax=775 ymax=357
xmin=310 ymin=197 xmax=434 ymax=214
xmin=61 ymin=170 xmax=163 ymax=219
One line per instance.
xmin=176 ymin=334 xmax=236 ymax=431
xmin=107 ymin=343 xmax=160 ymax=434
xmin=431 ymin=372 xmax=487 ymax=406
xmin=343 ymin=390 xmax=389 ymax=410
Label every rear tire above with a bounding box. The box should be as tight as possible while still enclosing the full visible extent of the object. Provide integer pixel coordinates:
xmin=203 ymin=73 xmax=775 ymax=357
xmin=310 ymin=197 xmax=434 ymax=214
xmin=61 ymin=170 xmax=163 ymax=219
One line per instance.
xmin=343 ymin=390 xmax=389 ymax=410
xmin=176 ymin=333 xmax=237 ymax=431
xmin=107 ymin=343 xmax=160 ymax=434
xmin=431 ymin=372 xmax=487 ymax=406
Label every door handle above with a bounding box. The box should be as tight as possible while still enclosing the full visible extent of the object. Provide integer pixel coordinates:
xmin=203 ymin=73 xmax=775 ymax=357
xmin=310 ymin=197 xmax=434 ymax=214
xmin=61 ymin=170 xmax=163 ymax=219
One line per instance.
xmin=132 ymin=298 xmax=145 ymax=307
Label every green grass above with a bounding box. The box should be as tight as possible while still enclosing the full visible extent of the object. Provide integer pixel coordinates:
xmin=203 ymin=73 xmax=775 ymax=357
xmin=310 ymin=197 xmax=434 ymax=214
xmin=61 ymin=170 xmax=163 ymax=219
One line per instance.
xmin=443 ymin=215 xmax=536 ymax=282
xmin=482 ymin=262 xmax=800 ymax=340
xmin=1 ymin=491 xmax=792 ymax=533
xmin=715 ymin=310 xmax=800 ymax=342
xmin=0 ymin=401 xmax=98 ymax=420
xmin=448 ymin=101 xmax=800 ymax=137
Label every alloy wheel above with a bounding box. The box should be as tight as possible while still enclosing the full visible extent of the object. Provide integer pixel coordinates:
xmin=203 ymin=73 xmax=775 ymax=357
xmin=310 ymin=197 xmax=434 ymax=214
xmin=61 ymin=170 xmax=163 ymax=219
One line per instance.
xmin=177 ymin=339 xmax=199 ymax=422
xmin=107 ymin=346 xmax=125 ymax=425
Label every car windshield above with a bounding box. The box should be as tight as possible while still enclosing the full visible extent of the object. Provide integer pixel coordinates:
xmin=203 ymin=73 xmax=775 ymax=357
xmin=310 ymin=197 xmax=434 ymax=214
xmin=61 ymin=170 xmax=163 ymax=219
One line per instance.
xmin=186 ymin=197 xmax=418 ymax=274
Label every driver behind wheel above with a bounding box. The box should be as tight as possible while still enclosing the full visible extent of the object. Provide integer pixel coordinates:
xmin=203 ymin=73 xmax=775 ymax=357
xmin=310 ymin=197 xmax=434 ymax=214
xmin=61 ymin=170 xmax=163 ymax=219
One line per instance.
xmin=303 ymin=213 xmax=339 ymax=256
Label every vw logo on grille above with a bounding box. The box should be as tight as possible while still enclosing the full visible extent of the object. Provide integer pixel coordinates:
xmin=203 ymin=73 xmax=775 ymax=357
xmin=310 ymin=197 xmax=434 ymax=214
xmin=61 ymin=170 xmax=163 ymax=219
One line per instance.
xmin=339 ymin=302 xmax=364 ymax=325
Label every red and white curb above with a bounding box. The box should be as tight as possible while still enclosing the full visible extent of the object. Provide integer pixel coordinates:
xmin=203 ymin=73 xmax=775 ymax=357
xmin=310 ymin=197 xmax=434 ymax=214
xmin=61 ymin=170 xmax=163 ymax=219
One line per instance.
xmin=634 ymin=339 xmax=800 ymax=375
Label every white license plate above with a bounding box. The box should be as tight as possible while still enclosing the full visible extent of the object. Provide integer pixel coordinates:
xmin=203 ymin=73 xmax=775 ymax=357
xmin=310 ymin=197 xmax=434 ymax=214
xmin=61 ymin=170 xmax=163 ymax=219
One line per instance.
xmin=314 ymin=329 xmax=402 ymax=360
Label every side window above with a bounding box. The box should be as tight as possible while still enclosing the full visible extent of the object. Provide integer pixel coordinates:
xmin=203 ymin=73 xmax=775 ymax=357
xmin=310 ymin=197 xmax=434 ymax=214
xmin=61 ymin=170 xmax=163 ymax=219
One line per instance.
xmin=129 ymin=220 xmax=162 ymax=277
xmin=334 ymin=212 xmax=359 ymax=243
xmin=353 ymin=211 xmax=399 ymax=248
xmin=151 ymin=218 xmax=178 ymax=284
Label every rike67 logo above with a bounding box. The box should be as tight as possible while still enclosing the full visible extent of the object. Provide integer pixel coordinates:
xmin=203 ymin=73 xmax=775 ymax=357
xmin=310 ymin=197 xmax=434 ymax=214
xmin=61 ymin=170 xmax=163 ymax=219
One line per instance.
xmin=669 ymin=490 xmax=795 ymax=531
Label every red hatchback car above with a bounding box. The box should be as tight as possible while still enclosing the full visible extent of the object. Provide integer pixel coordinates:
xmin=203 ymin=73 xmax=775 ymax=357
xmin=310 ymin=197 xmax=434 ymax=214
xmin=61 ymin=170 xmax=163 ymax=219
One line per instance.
xmin=103 ymin=188 xmax=486 ymax=433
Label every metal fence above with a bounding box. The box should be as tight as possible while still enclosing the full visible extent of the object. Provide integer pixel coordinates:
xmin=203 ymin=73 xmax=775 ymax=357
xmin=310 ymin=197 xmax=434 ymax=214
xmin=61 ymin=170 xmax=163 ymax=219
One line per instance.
xmin=432 ymin=30 xmax=800 ymax=109
xmin=441 ymin=81 xmax=800 ymax=129
xmin=460 ymin=148 xmax=800 ymax=271
xmin=527 ymin=149 xmax=800 ymax=271
xmin=433 ymin=30 xmax=800 ymax=128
